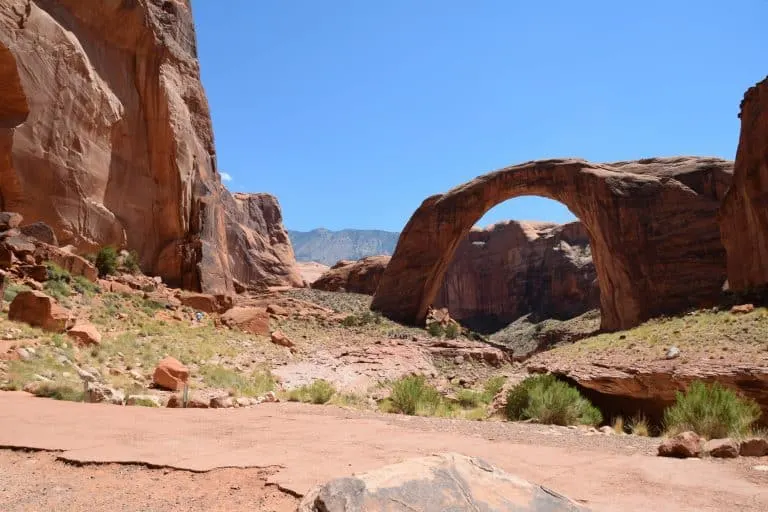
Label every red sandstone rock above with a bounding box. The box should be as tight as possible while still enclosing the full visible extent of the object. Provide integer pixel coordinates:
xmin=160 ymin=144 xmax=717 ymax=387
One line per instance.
xmin=311 ymin=256 xmax=390 ymax=295
xmin=730 ymin=303 xmax=755 ymax=314
xmin=373 ymin=157 xmax=732 ymax=331
xmin=152 ymin=357 xmax=189 ymax=392
xmin=19 ymin=222 xmax=57 ymax=246
xmin=704 ymin=438 xmax=739 ymax=459
xmin=0 ymin=2 xmax=301 ymax=294
xmin=8 ymin=291 xmax=70 ymax=332
xmin=270 ymin=330 xmax=294 ymax=349
xmin=221 ymin=307 xmax=270 ymax=335
xmin=720 ymin=76 xmax=768 ymax=294
xmin=658 ymin=432 xmax=702 ymax=458
xmin=435 ymin=221 xmax=599 ymax=330
xmin=0 ymin=212 xmax=22 ymax=231
xmin=179 ymin=293 xmax=233 ymax=314
xmin=739 ymin=438 xmax=768 ymax=457
xmin=67 ymin=323 xmax=102 ymax=346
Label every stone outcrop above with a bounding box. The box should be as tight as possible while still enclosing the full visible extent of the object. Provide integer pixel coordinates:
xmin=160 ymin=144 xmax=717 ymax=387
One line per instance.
xmin=720 ymin=76 xmax=768 ymax=293
xmin=311 ymin=256 xmax=390 ymax=295
xmin=658 ymin=432 xmax=702 ymax=458
xmin=220 ymin=307 xmax=270 ymax=335
xmin=373 ymin=157 xmax=732 ymax=331
xmin=435 ymin=220 xmax=599 ymax=332
xmin=299 ymin=452 xmax=588 ymax=511
xmin=8 ymin=290 xmax=70 ymax=332
xmin=0 ymin=1 xmax=300 ymax=294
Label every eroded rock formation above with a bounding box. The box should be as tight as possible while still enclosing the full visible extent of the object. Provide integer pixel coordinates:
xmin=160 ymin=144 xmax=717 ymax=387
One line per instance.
xmin=311 ymin=256 xmax=390 ymax=295
xmin=0 ymin=0 xmax=300 ymax=293
xmin=435 ymin=220 xmax=599 ymax=332
xmin=373 ymin=157 xmax=732 ymax=331
xmin=720 ymin=76 xmax=768 ymax=292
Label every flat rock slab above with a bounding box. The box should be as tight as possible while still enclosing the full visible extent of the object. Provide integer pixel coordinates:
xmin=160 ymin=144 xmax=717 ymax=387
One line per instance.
xmin=0 ymin=392 xmax=765 ymax=512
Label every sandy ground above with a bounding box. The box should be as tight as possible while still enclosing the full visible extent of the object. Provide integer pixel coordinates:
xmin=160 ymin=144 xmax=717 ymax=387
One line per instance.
xmin=1 ymin=391 xmax=767 ymax=512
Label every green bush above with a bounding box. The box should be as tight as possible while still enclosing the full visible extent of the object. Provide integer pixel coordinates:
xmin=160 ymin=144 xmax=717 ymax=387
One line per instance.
xmin=286 ymin=379 xmax=337 ymax=404
xmin=32 ymin=382 xmax=84 ymax=402
xmin=72 ymin=275 xmax=100 ymax=296
xmin=200 ymin=366 xmax=275 ymax=397
xmin=43 ymin=279 xmax=71 ymax=303
xmin=122 ymin=250 xmax=141 ymax=274
xmin=505 ymin=374 xmax=602 ymax=426
xmin=95 ymin=246 xmax=118 ymax=277
xmin=444 ymin=322 xmax=460 ymax=339
xmin=45 ymin=263 xmax=72 ymax=283
xmin=456 ymin=389 xmax=483 ymax=409
xmin=3 ymin=283 xmax=30 ymax=303
xmin=482 ymin=375 xmax=506 ymax=402
xmin=663 ymin=381 xmax=761 ymax=439
xmin=427 ymin=322 xmax=444 ymax=337
xmin=341 ymin=311 xmax=382 ymax=328
xmin=389 ymin=375 xmax=442 ymax=415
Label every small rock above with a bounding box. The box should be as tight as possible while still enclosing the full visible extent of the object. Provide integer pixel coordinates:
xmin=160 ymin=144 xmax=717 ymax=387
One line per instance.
xmin=704 ymin=438 xmax=739 ymax=458
xmin=454 ymin=355 xmax=465 ymax=364
xmin=739 ymin=438 xmax=768 ymax=457
xmin=753 ymin=465 xmax=768 ymax=472
xmin=270 ymin=330 xmax=294 ymax=348
xmin=730 ymin=304 xmax=755 ymax=315
xmin=86 ymin=383 xmax=124 ymax=405
xmin=210 ymin=396 xmax=234 ymax=409
xmin=109 ymin=367 xmax=124 ymax=376
xmin=235 ymin=397 xmax=250 ymax=408
xmin=67 ymin=323 xmax=102 ymax=346
xmin=599 ymin=426 xmax=614 ymax=435
xmin=658 ymin=431 xmax=702 ymax=458
xmin=665 ymin=346 xmax=680 ymax=360
xmin=262 ymin=391 xmax=278 ymax=403
xmin=15 ymin=347 xmax=31 ymax=361
xmin=129 ymin=369 xmax=145 ymax=381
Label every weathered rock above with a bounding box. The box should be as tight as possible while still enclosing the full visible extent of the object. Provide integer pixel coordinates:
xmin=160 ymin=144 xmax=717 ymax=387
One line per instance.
xmin=86 ymin=383 xmax=124 ymax=405
xmin=19 ymin=222 xmax=57 ymax=246
xmin=719 ymin=76 xmax=768 ymax=294
xmin=0 ymin=1 xmax=301 ymax=294
xmin=166 ymin=394 xmax=209 ymax=409
xmin=210 ymin=396 xmax=234 ymax=409
xmin=373 ymin=157 xmax=732 ymax=331
xmin=3 ymin=236 xmax=35 ymax=258
xmin=298 ymin=452 xmax=588 ymax=512
xmin=0 ymin=212 xmax=22 ymax=231
xmin=8 ymin=291 xmax=70 ymax=332
xmin=152 ymin=357 xmax=189 ymax=392
xmin=179 ymin=293 xmax=233 ymax=314
xmin=99 ymin=280 xmax=133 ymax=295
xmin=221 ymin=307 xmax=270 ymax=335
xmin=704 ymin=438 xmax=739 ymax=458
xmin=0 ymin=244 xmax=15 ymax=268
xmin=67 ymin=323 xmax=102 ymax=346
xmin=32 ymin=242 xmax=97 ymax=282
xmin=311 ymin=256 xmax=390 ymax=295
xmin=739 ymin=438 xmax=768 ymax=457
xmin=270 ymin=330 xmax=294 ymax=348
xmin=266 ymin=304 xmax=288 ymax=316
xmin=436 ymin=221 xmax=599 ymax=331
xmin=658 ymin=432 xmax=702 ymax=458
xmin=17 ymin=264 xmax=48 ymax=282
xmin=730 ymin=304 xmax=755 ymax=314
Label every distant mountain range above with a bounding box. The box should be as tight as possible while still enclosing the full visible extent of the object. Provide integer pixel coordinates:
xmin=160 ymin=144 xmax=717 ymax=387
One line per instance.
xmin=288 ymin=228 xmax=400 ymax=265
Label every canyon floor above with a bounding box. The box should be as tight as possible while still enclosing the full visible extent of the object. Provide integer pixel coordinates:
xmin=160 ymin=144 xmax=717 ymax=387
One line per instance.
xmin=1 ymin=276 xmax=768 ymax=511
xmin=1 ymin=392 xmax=767 ymax=512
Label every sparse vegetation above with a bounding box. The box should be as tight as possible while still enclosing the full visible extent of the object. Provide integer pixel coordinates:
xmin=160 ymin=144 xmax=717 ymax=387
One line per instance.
xmin=3 ymin=283 xmax=31 ymax=303
xmin=286 ymin=379 xmax=337 ymax=404
xmin=129 ymin=397 xmax=159 ymax=408
xmin=199 ymin=366 xmax=275 ymax=397
xmin=341 ymin=311 xmax=382 ymax=328
xmin=95 ymin=246 xmax=118 ymax=277
xmin=612 ymin=416 xmax=625 ymax=434
xmin=505 ymin=374 xmax=602 ymax=426
xmin=427 ymin=322 xmax=444 ymax=338
xmin=122 ymin=250 xmax=141 ymax=274
xmin=444 ymin=322 xmax=460 ymax=339
xmin=388 ymin=374 xmax=442 ymax=416
xmin=663 ymin=381 xmax=761 ymax=439
xmin=72 ymin=275 xmax=100 ymax=296
xmin=629 ymin=414 xmax=650 ymax=437
xmin=29 ymin=382 xmax=84 ymax=402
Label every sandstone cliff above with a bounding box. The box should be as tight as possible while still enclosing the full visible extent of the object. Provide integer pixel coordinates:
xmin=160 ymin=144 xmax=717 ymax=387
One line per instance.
xmin=434 ymin=221 xmax=599 ymax=332
xmin=0 ymin=0 xmax=301 ymax=293
xmin=720 ymin=76 xmax=768 ymax=293
xmin=311 ymin=256 xmax=390 ymax=295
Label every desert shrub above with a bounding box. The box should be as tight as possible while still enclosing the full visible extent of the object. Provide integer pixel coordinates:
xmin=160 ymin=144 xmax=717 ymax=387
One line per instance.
xmin=663 ymin=381 xmax=761 ymax=439
xmin=482 ymin=375 xmax=506 ymax=402
xmin=43 ymin=279 xmax=71 ymax=303
xmin=201 ymin=366 xmax=275 ymax=397
xmin=505 ymin=374 xmax=602 ymax=426
xmin=389 ymin=375 xmax=442 ymax=416
xmin=341 ymin=311 xmax=382 ymax=327
xmin=612 ymin=416 xmax=625 ymax=434
xmin=130 ymin=397 xmax=159 ymax=408
xmin=629 ymin=414 xmax=650 ymax=437
xmin=32 ymin=382 xmax=84 ymax=402
xmin=444 ymin=322 xmax=460 ymax=339
xmin=45 ymin=263 xmax=72 ymax=283
xmin=72 ymin=275 xmax=100 ymax=296
xmin=286 ymin=379 xmax=337 ymax=404
xmin=426 ymin=322 xmax=444 ymax=338
xmin=122 ymin=250 xmax=141 ymax=274
xmin=456 ymin=389 xmax=483 ymax=408
xmin=95 ymin=246 xmax=118 ymax=277
xmin=3 ymin=283 xmax=31 ymax=303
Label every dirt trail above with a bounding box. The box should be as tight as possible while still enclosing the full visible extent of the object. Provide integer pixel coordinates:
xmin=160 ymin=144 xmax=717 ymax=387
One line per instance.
xmin=0 ymin=391 xmax=766 ymax=512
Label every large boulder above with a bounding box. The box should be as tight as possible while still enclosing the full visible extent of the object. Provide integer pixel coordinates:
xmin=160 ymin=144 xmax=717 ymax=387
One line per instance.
xmin=152 ymin=357 xmax=189 ymax=392
xmin=435 ymin=221 xmax=599 ymax=331
xmin=658 ymin=432 xmax=702 ymax=459
xmin=221 ymin=307 xmax=270 ymax=335
xmin=8 ymin=291 xmax=70 ymax=332
xmin=67 ymin=323 xmax=102 ymax=346
xmin=19 ymin=222 xmax=57 ymax=246
xmin=720 ymin=76 xmax=768 ymax=293
xmin=179 ymin=293 xmax=233 ymax=314
xmin=299 ymin=452 xmax=588 ymax=511
xmin=373 ymin=157 xmax=732 ymax=331
xmin=0 ymin=1 xmax=301 ymax=294
xmin=0 ymin=212 xmax=22 ymax=231
xmin=311 ymin=256 xmax=391 ymax=295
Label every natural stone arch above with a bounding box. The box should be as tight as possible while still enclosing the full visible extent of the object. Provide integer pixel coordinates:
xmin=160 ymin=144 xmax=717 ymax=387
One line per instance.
xmin=372 ymin=157 xmax=733 ymax=331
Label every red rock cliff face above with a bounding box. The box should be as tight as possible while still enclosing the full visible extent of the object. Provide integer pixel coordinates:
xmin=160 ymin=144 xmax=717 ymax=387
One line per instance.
xmin=720 ymin=76 xmax=768 ymax=292
xmin=0 ymin=0 xmax=301 ymax=292
xmin=435 ymin=221 xmax=599 ymax=332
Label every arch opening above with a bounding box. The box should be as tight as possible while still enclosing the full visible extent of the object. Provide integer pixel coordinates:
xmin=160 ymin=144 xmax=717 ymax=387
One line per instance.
xmin=432 ymin=196 xmax=601 ymax=352
xmin=371 ymin=158 xmax=732 ymax=332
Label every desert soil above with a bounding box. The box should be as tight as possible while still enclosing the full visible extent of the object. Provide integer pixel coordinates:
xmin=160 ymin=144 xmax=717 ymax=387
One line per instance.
xmin=1 ymin=391 xmax=767 ymax=512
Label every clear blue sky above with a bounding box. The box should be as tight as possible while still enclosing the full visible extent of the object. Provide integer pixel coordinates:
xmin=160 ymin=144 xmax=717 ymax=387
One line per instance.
xmin=194 ymin=0 xmax=767 ymax=232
